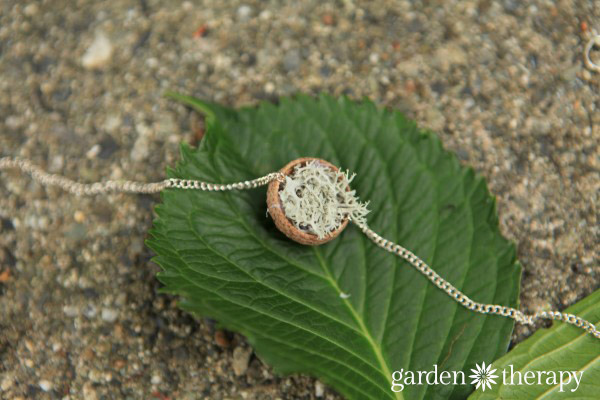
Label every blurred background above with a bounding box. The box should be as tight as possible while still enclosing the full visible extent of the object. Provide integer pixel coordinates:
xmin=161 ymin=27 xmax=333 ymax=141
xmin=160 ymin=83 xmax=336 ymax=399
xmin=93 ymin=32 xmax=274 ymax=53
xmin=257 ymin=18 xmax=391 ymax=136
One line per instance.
xmin=0 ymin=0 xmax=599 ymax=398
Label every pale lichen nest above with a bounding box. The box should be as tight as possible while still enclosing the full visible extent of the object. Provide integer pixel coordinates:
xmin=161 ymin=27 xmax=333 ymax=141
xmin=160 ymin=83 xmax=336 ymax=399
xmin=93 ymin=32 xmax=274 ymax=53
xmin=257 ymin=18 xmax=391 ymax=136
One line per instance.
xmin=278 ymin=160 xmax=370 ymax=239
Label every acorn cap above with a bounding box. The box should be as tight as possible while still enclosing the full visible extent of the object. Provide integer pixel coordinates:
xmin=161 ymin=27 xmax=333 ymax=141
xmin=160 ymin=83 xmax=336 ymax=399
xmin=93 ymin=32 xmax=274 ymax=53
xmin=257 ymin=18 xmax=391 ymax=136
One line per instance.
xmin=267 ymin=157 xmax=349 ymax=245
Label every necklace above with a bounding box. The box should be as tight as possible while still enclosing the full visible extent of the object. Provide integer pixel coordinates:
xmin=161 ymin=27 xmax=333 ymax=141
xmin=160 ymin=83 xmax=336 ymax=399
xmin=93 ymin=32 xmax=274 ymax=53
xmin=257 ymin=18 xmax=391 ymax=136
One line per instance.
xmin=1 ymin=155 xmax=599 ymax=340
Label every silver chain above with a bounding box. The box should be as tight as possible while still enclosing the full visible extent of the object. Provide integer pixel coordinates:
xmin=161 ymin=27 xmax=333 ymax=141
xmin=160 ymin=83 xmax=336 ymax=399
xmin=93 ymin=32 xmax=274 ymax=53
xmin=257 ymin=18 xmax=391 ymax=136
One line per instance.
xmin=584 ymin=35 xmax=600 ymax=73
xmin=0 ymin=157 xmax=282 ymax=195
xmin=357 ymin=223 xmax=600 ymax=339
xmin=1 ymin=156 xmax=598 ymax=339
xmin=165 ymin=174 xmax=284 ymax=191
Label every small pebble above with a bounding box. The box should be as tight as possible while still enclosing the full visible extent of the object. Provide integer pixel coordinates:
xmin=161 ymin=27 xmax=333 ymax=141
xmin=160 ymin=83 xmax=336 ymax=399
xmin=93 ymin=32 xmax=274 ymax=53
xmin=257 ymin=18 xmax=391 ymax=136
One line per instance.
xmin=23 ymin=4 xmax=39 ymax=16
xmin=146 ymin=57 xmax=159 ymax=69
xmin=322 ymin=14 xmax=335 ymax=25
xmin=214 ymin=329 xmax=231 ymax=348
xmin=259 ymin=10 xmax=272 ymax=20
xmin=4 ymin=115 xmax=22 ymax=129
xmin=63 ymin=305 xmax=79 ymax=317
xmin=83 ymin=304 xmax=97 ymax=318
xmin=264 ymin=82 xmax=275 ymax=93
xmin=232 ymin=347 xmax=252 ymax=376
xmin=130 ymin=135 xmax=150 ymax=162
xmin=101 ymin=307 xmax=119 ymax=323
xmin=82 ymin=382 xmax=98 ymax=400
xmin=0 ymin=269 xmax=10 ymax=283
xmin=82 ymin=32 xmax=113 ymax=70
xmin=283 ymin=50 xmax=301 ymax=72
xmin=1 ymin=377 xmax=13 ymax=391
xmin=237 ymin=5 xmax=253 ymax=21
xmin=88 ymin=369 xmax=102 ymax=383
xmin=65 ymin=223 xmax=86 ymax=241
xmin=181 ymin=1 xmax=193 ymax=11
xmin=39 ymin=379 xmax=53 ymax=392
xmin=582 ymin=69 xmax=592 ymax=81
xmin=86 ymin=144 xmax=101 ymax=159
xmin=74 ymin=211 xmax=86 ymax=223
xmin=315 ymin=380 xmax=325 ymax=397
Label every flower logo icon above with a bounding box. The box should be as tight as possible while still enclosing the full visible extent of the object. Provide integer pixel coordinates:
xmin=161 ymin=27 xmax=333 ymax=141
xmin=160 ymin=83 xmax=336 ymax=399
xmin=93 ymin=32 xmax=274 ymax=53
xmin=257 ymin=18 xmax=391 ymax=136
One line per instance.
xmin=469 ymin=362 xmax=499 ymax=392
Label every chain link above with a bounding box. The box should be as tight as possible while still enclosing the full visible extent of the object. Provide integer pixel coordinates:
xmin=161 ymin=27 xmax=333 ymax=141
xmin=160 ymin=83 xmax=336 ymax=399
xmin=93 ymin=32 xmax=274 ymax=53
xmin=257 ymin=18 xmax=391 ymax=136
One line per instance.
xmin=1 ymin=155 xmax=598 ymax=339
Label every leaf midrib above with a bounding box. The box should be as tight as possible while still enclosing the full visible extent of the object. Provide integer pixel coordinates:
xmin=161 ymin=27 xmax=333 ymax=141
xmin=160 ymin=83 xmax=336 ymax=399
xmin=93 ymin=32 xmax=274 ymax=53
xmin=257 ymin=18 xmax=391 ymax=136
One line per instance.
xmin=296 ymin=99 xmax=404 ymax=399
xmin=313 ymin=247 xmax=402 ymax=400
xmin=270 ymin=97 xmax=402 ymax=397
xmin=295 ymin=98 xmax=403 ymax=352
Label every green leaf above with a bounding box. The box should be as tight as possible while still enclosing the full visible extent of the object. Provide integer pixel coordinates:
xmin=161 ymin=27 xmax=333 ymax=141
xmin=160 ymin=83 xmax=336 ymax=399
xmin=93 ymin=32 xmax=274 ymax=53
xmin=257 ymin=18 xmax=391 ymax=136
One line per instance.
xmin=146 ymin=94 xmax=521 ymax=399
xmin=468 ymin=289 xmax=600 ymax=400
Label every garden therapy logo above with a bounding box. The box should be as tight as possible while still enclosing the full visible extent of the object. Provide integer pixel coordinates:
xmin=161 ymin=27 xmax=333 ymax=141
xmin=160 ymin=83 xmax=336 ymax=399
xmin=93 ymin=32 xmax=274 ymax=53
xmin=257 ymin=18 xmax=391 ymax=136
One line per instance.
xmin=469 ymin=362 xmax=498 ymax=392
xmin=391 ymin=363 xmax=584 ymax=393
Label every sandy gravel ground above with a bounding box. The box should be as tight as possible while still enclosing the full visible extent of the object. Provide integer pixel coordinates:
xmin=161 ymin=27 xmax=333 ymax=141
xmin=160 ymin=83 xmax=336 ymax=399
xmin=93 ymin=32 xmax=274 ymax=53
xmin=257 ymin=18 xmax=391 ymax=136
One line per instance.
xmin=1 ymin=0 xmax=599 ymax=399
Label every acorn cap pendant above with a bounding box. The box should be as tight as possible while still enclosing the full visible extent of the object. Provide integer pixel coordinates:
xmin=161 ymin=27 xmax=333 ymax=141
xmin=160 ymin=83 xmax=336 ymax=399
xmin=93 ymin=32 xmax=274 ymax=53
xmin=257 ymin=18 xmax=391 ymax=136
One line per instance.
xmin=266 ymin=157 xmax=349 ymax=245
